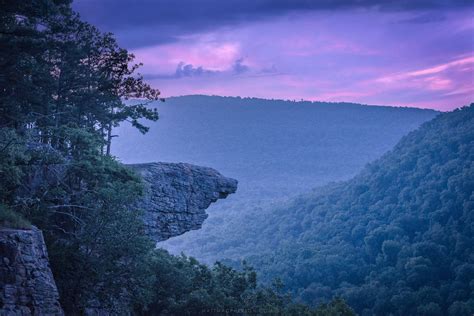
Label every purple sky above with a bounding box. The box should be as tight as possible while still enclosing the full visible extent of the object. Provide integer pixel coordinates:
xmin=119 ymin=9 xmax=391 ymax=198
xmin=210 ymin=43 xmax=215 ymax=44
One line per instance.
xmin=75 ymin=1 xmax=473 ymax=110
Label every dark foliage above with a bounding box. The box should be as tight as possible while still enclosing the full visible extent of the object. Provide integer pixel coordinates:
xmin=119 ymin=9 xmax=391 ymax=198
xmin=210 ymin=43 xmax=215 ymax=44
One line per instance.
xmin=138 ymin=249 xmax=354 ymax=316
xmin=218 ymin=105 xmax=474 ymax=315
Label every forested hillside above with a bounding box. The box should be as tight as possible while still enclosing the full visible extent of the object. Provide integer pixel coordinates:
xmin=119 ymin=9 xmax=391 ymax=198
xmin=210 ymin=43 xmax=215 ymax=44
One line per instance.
xmin=224 ymin=105 xmax=474 ymax=315
xmin=113 ymin=95 xmax=437 ymax=262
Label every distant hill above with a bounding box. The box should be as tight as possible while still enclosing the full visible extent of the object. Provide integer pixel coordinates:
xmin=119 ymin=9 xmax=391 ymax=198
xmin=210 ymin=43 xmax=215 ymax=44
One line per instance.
xmin=115 ymin=95 xmax=437 ymax=196
xmin=113 ymin=95 xmax=437 ymax=261
xmin=220 ymin=105 xmax=473 ymax=315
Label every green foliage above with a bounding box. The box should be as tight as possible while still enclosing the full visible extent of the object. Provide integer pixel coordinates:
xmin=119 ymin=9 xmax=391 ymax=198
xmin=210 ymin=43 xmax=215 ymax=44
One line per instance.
xmin=0 ymin=126 xmax=155 ymax=312
xmin=313 ymin=298 xmax=357 ymax=316
xmin=210 ymin=105 xmax=474 ymax=315
xmin=0 ymin=0 xmax=160 ymax=153
xmin=0 ymin=204 xmax=31 ymax=229
xmin=0 ymin=128 xmax=29 ymax=205
xmin=44 ymin=149 xmax=155 ymax=312
xmin=137 ymin=249 xmax=355 ymax=315
xmin=1 ymin=0 xmax=161 ymax=312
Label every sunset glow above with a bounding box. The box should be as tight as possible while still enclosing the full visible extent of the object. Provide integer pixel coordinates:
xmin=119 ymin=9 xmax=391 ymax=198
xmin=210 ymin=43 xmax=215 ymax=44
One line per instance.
xmin=75 ymin=1 xmax=474 ymax=110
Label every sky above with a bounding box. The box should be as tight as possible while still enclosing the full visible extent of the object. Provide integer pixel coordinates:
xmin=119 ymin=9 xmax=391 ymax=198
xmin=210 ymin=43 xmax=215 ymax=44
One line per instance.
xmin=74 ymin=0 xmax=474 ymax=110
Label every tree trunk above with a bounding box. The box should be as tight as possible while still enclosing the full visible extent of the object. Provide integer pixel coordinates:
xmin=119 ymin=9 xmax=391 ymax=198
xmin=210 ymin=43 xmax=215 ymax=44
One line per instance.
xmin=106 ymin=123 xmax=112 ymax=156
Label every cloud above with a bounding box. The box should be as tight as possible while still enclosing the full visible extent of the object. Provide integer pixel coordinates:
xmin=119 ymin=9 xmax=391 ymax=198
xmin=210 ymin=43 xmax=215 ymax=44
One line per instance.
xmin=145 ymin=62 xmax=219 ymax=80
xmin=371 ymin=55 xmax=474 ymax=107
xmin=84 ymin=3 xmax=471 ymax=111
xmin=144 ymin=57 xmax=254 ymax=79
xmin=260 ymin=64 xmax=278 ymax=74
xmin=232 ymin=58 xmax=249 ymax=74
xmin=73 ymin=0 xmax=473 ymax=48
xmin=376 ymin=56 xmax=474 ymax=84
xmin=398 ymin=12 xmax=447 ymax=24
xmin=175 ymin=62 xmax=218 ymax=78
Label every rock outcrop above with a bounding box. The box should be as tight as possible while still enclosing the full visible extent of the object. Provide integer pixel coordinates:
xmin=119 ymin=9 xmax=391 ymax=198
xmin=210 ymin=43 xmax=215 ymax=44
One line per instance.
xmin=0 ymin=227 xmax=63 ymax=316
xmin=129 ymin=162 xmax=238 ymax=242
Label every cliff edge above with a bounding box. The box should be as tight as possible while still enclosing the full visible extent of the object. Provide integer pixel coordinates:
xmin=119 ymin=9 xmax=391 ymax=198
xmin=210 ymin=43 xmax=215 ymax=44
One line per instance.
xmin=129 ymin=162 xmax=238 ymax=242
xmin=0 ymin=227 xmax=63 ymax=316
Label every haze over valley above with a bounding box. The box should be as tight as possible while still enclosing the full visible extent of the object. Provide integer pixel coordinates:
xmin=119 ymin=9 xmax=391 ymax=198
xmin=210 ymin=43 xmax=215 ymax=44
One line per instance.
xmin=113 ymin=95 xmax=438 ymax=263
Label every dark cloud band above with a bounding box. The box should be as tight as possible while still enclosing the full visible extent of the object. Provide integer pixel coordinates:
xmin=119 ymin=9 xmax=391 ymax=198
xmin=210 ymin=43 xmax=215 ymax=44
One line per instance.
xmin=73 ymin=0 xmax=473 ymax=48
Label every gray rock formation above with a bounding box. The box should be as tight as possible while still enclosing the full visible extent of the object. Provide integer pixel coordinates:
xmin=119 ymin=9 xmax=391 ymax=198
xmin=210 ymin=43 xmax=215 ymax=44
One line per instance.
xmin=129 ymin=162 xmax=238 ymax=242
xmin=0 ymin=227 xmax=63 ymax=316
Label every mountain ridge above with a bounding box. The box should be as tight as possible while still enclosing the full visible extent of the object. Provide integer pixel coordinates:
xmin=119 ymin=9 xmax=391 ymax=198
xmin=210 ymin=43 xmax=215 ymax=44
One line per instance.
xmin=162 ymin=95 xmax=444 ymax=112
xmin=229 ymin=104 xmax=474 ymax=315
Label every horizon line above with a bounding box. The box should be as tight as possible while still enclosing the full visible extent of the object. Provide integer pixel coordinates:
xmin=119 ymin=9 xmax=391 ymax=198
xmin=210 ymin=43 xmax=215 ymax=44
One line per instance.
xmin=149 ymin=94 xmax=454 ymax=112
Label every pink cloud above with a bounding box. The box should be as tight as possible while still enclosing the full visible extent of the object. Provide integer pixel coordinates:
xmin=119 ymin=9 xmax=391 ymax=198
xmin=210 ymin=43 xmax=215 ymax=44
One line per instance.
xmin=133 ymin=10 xmax=473 ymax=111
xmin=133 ymin=40 xmax=241 ymax=73
xmin=375 ymin=56 xmax=473 ymax=96
xmin=405 ymin=56 xmax=473 ymax=78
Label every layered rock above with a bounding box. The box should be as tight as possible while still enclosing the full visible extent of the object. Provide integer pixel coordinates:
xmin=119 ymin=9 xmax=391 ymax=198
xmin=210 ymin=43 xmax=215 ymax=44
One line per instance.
xmin=0 ymin=227 xmax=63 ymax=315
xmin=129 ymin=162 xmax=238 ymax=242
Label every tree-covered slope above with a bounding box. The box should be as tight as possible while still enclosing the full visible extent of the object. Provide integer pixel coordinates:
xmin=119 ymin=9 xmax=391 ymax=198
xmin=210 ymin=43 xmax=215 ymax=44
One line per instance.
xmin=235 ymin=105 xmax=474 ymax=315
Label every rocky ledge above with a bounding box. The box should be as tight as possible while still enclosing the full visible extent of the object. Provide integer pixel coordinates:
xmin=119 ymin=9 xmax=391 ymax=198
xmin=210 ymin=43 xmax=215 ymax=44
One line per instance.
xmin=0 ymin=227 xmax=64 ymax=316
xmin=129 ymin=162 xmax=238 ymax=242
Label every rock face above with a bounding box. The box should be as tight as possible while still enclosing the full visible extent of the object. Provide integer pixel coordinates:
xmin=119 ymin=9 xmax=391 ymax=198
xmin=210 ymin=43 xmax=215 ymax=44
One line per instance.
xmin=129 ymin=162 xmax=238 ymax=242
xmin=0 ymin=227 xmax=63 ymax=316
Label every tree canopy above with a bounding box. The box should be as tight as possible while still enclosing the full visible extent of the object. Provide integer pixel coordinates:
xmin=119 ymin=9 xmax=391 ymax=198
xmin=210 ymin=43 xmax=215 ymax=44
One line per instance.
xmin=217 ymin=105 xmax=474 ymax=315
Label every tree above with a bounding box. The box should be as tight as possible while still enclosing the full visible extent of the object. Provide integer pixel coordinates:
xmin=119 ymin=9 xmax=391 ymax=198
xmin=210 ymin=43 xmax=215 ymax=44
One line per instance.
xmin=0 ymin=0 xmax=162 ymax=312
xmin=0 ymin=0 xmax=161 ymax=154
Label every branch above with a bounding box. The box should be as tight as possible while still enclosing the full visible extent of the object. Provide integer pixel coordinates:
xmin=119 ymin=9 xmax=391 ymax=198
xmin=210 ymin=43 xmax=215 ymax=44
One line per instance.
xmin=48 ymin=204 xmax=96 ymax=211
xmin=0 ymin=139 xmax=15 ymax=153
xmin=49 ymin=210 xmax=85 ymax=226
